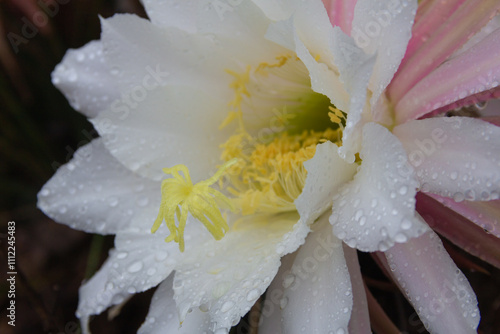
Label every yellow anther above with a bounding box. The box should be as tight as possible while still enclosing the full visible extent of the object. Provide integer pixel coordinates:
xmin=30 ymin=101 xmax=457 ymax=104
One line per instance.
xmin=255 ymin=55 xmax=291 ymax=74
xmin=152 ymin=159 xmax=238 ymax=252
xmin=328 ymin=106 xmax=345 ymax=126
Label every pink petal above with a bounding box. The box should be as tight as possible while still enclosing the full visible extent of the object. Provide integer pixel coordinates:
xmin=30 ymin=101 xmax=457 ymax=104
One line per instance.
xmin=393 ymin=117 xmax=500 ymax=201
xmin=258 ymin=252 xmax=296 ymax=334
xmin=384 ymin=231 xmax=480 ymax=334
xmin=422 ymin=87 xmax=500 ymax=119
xmin=395 ymin=27 xmax=500 ymax=123
xmin=403 ymin=0 xmax=467 ymax=65
xmin=388 ymin=0 xmax=500 ymax=106
xmin=416 ymin=193 xmax=500 ymax=268
xmin=344 ymin=245 xmax=371 ymax=334
xmin=482 ymin=115 xmax=500 ymax=126
xmin=428 ymin=193 xmax=500 ymax=238
xmin=322 ymin=0 xmax=357 ymax=34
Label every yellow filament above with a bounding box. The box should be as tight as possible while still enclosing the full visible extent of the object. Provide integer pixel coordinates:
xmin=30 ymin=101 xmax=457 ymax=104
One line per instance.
xmin=221 ymin=129 xmax=341 ymax=215
xmin=151 ymin=159 xmax=238 ymax=252
xmin=219 ymin=66 xmax=251 ymax=130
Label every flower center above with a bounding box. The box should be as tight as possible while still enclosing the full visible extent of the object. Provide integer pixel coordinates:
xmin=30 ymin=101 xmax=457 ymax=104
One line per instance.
xmin=152 ymin=55 xmax=344 ymax=250
xmin=221 ymin=129 xmax=340 ymax=216
xmin=219 ymin=55 xmax=344 ymax=216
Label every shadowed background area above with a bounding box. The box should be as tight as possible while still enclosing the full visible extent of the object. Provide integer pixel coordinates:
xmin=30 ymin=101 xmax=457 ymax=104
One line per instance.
xmin=0 ymin=1 xmax=499 ymax=333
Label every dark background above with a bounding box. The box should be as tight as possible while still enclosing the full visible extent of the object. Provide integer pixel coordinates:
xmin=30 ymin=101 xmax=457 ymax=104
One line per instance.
xmin=0 ymin=1 xmax=499 ymax=333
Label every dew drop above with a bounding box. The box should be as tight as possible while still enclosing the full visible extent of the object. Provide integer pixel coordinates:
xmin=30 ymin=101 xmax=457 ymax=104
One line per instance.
xmin=246 ymin=289 xmax=260 ymax=301
xmin=401 ymin=219 xmax=412 ymax=230
xmin=155 ymin=251 xmax=169 ymax=261
xmin=453 ymin=192 xmax=465 ymax=202
xmin=116 ymin=252 xmax=128 ymax=259
xmin=282 ymin=274 xmax=295 ymax=289
xmin=359 ymin=216 xmax=367 ymax=226
xmin=127 ymin=261 xmax=143 ymax=273
xmin=221 ymin=301 xmax=234 ymax=312
xmin=394 ymin=233 xmax=408 ymax=243
xmin=279 ymin=296 xmax=288 ymax=309
xmin=354 ymin=209 xmax=364 ymax=221
xmin=108 ymin=196 xmax=119 ymax=207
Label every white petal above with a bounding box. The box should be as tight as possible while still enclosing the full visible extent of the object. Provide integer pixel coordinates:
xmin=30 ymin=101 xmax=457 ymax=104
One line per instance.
xmin=138 ymin=275 xmax=212 ymax=334
xmin=281 ymin=216 xmax=352 ymax=334
xmin=105 ymin=4 xmax=284 ymax=84
xmin=251 ymin=0 xmax=294 ymax=21
xmin=393 ymin=117 xmax=500 ymax=201
xmin=337 ymin=56 xmax=374 ymax=163
xmin=173 ymin=213 xmax=308 ymax=332
xmin=330 ymin=27 xmax=373 ymax=93
xmin=187 ymin=0 xmax=287 ymax=65
xmin=265 ymin=17 xmax=296 ymax=51
xmin=384 ymin=231 xmax=480 ymax=334
xmin=343 ymin=245 xmax=370 ymax=334
xmin=99 ymin=14 xmax=229 ymax=97
xmin=52 ymin=40 xmax=119 ymax=118
xmin=331 ymin=122 xmax=428 ymax=252
xmin=351 ymin=0 xmax=417 ymax=105
xmin=37 ymin=139 xmax=159 ymax=234
xmin=258 ymin=253 xmax=297 ymax=334
xmin=142 ymin=0 xmax=198 ymax=33
xmin=292 ymin=0 xmax=338 ymax=68
xmin=295 ymin=141 xmax=357 ymax=224
xmin=327 ymin=25 xmax=377 ymax=163
xmin=95 ymin=13 xmax=287 ymax=181
xmin=93 ymin=85 xmax=232 ymax=181
xmin=293 ymin=30 xmax=350 ymax=112
xmin=76 ymin=228 xmax=182 ymax=322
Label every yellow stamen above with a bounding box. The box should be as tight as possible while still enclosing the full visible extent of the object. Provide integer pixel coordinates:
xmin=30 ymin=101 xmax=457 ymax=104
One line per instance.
xmin=328 ymin=106 xmax=345 ymax=126
xmin=221 ymin=129 xmax=341 ymax=215
xmin=255 ymin=55 xmax=291 ymax=75
xmin=151 ymin=159 xmax=238 ymax=252
xmin=219 ymin=66 xmax=251 ymax=130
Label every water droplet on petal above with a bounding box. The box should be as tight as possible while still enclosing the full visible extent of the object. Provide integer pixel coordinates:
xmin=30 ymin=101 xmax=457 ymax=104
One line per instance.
xmin=246 ymin=289 xmax=260 ymax=301
xmin=127 ymin=261 xmax=143 ymax=273
xmin=116 ymin=252 xmax=128 ymax=259
xmin=221 ymin=301 xmax=234 ymax=312
xmin=282 ymin=274 xmax=295 ymax=289
xmin=108 ymin=196 xmax=119 ymax=207
xmin=279 ymin=296 xmax=288 ymax=309
xmin=155 ymin=251 xmax=168 ymax=261
xmin=399 ymin=186 xmax=408 ymax=195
